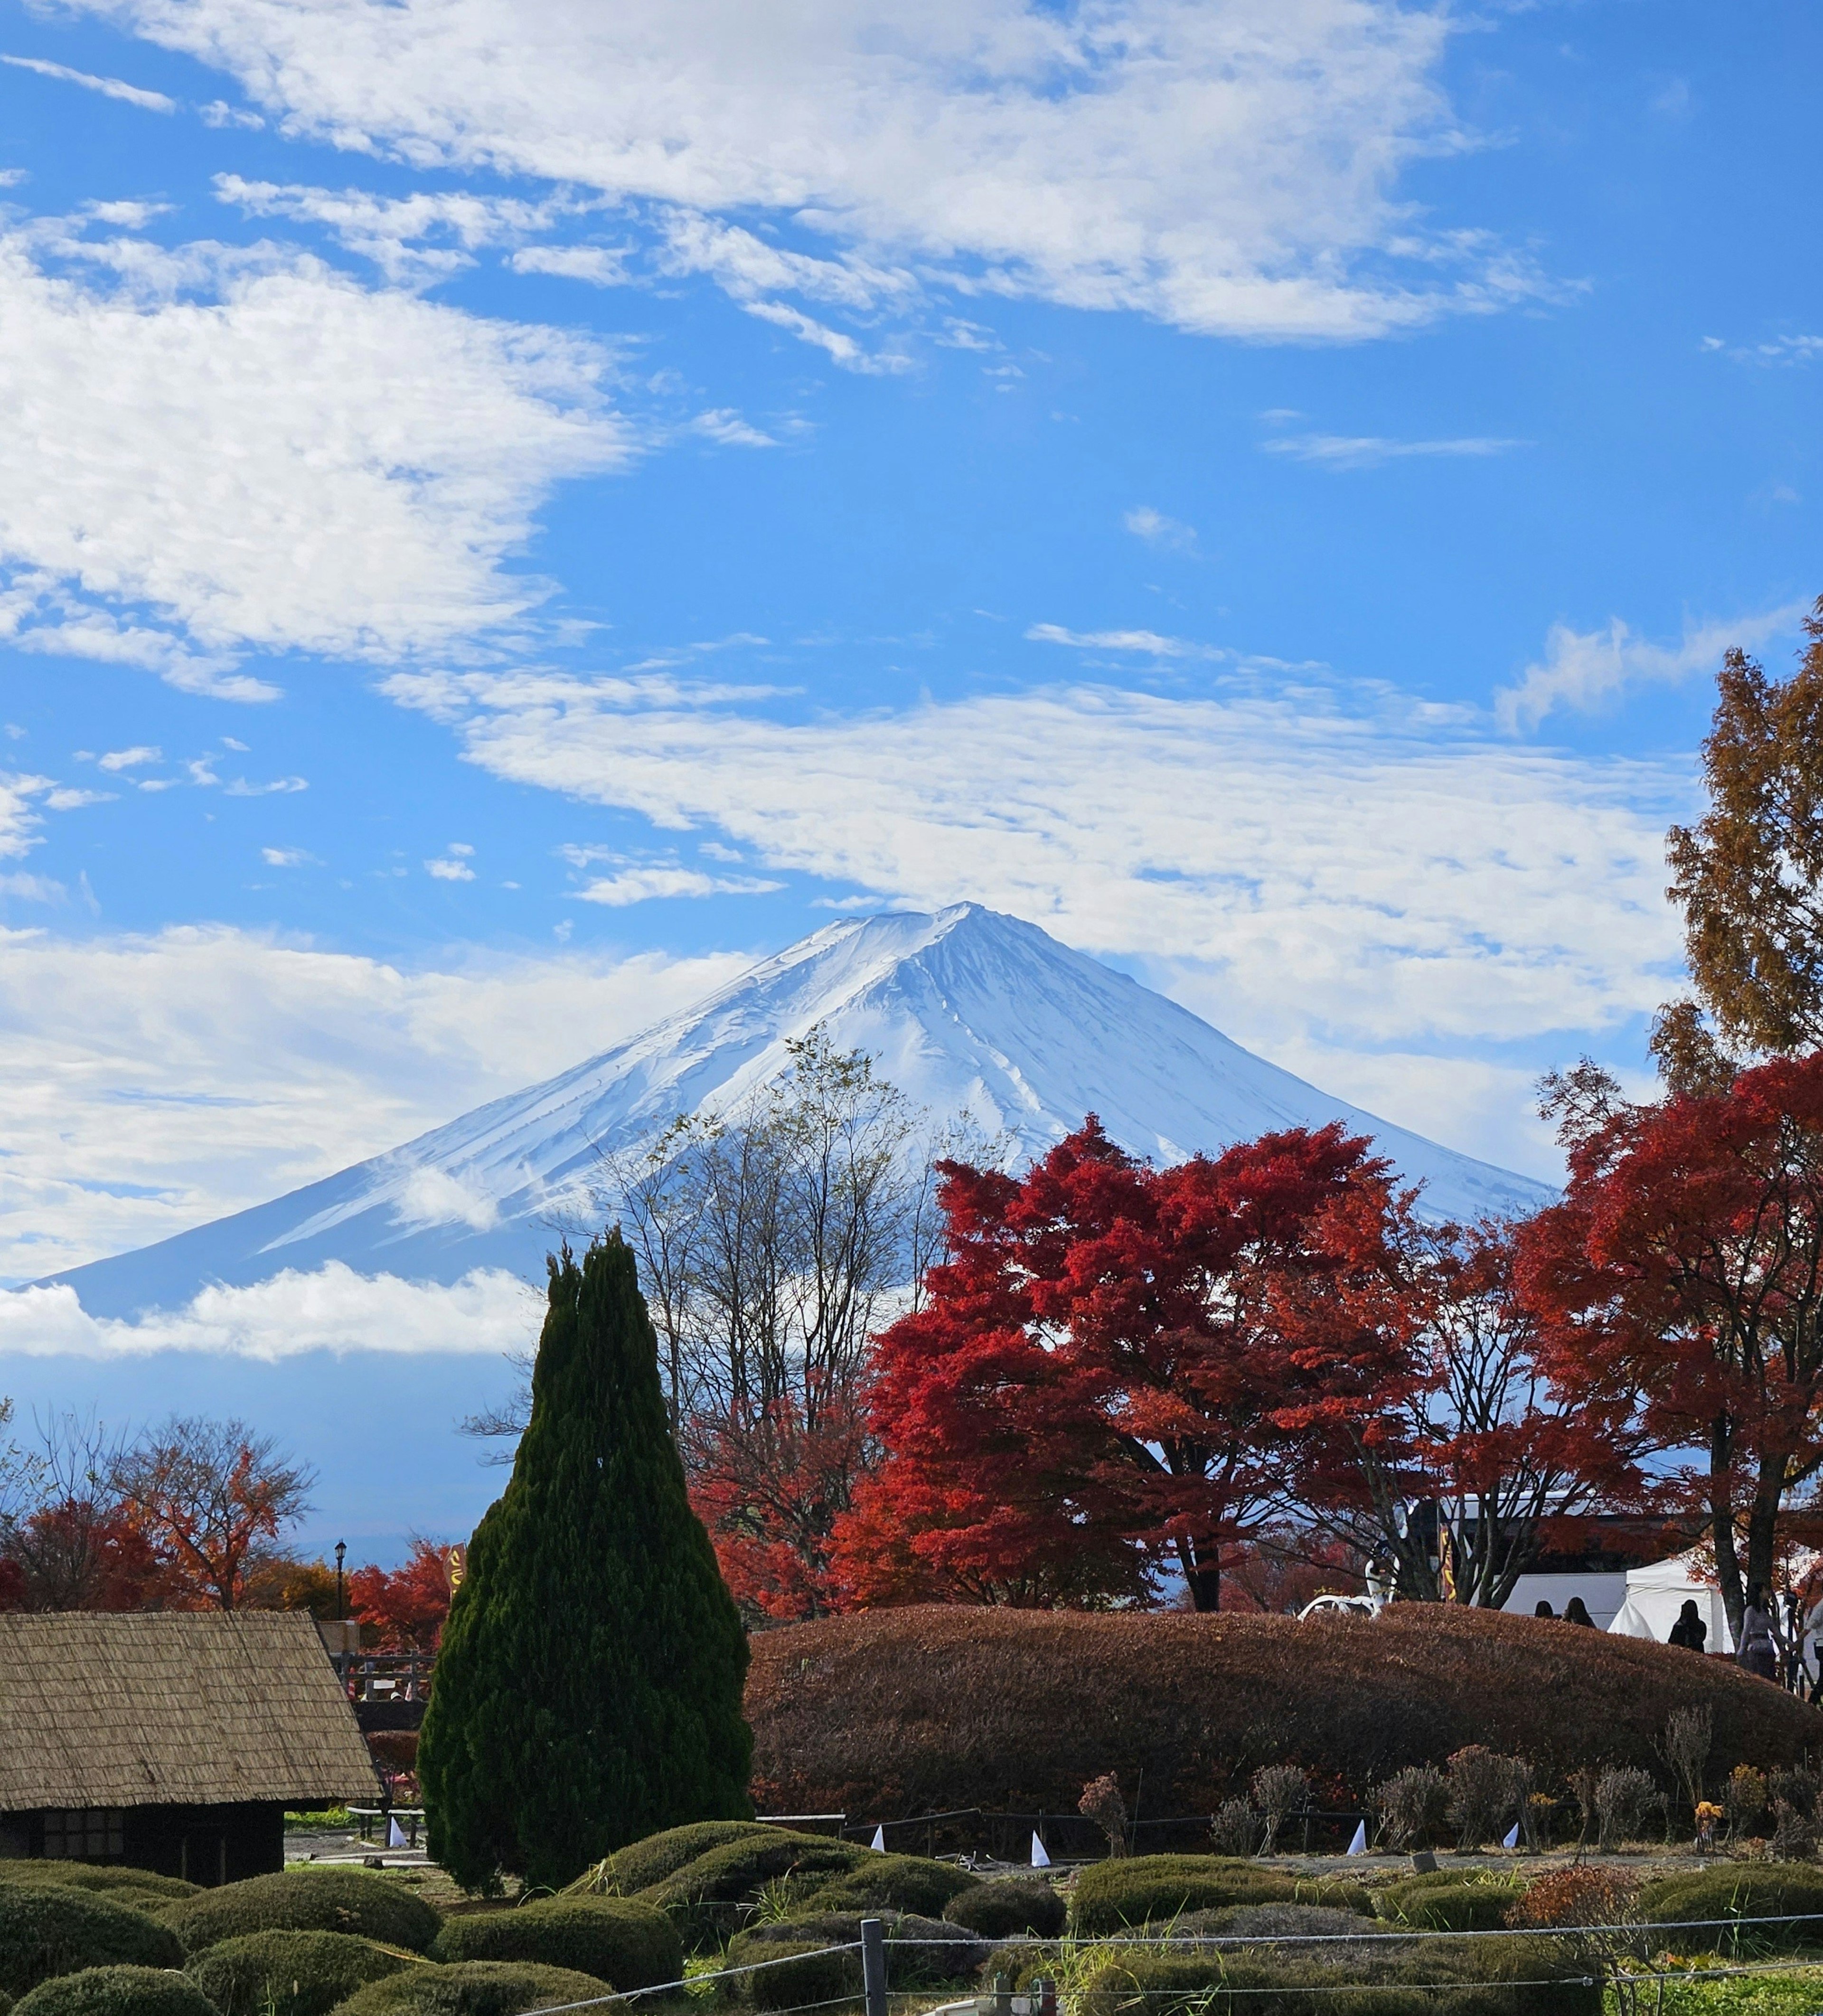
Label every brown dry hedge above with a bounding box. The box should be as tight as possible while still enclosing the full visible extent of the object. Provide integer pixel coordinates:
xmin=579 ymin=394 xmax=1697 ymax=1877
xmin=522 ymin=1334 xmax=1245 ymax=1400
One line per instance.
xmin=748 ymin=1604 xmax=1814 ymax=1816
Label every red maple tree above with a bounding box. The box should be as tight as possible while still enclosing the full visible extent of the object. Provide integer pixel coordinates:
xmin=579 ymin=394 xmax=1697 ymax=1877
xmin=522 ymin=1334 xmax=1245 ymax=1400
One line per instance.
xmin=833 ymin=1117 xmax=1397 ymax=1610
xmin=1517 ymin=1051 xmax=1823 ymax=1637
xmin=347 ymin=1537 xmax=454 ymax=1651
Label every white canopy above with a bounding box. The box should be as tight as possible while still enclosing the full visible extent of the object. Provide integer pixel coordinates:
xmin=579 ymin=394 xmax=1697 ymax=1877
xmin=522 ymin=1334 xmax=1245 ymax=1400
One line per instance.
xmin=1605 ymin=1548 xmax=1734 ymax=1655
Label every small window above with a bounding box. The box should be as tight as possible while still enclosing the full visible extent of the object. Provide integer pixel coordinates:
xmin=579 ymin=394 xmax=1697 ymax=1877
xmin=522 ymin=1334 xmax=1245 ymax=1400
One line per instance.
xmin=41 ymin=1809 xmax=125 ymax=1861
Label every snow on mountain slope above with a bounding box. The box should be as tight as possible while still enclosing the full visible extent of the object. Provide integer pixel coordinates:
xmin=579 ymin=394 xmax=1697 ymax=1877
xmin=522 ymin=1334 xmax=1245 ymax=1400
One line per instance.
xmin=48 ymin=904 xmax=1551 ymax=1321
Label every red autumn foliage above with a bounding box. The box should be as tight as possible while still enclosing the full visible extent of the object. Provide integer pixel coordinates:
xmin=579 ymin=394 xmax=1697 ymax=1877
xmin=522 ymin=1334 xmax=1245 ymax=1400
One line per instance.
xmin=0 ymin=1554 xmax=25 ymax=1611
xmin=686 ymin=1391 xmax=871 ymax=1622
xmin=834 ymin=1117 xmax=1399 ymax=1611
xmin=1517 ymin=1050 xmax=1823 ymax=1635
xmin=347 ymin=1536 xmax=453 ymax=1652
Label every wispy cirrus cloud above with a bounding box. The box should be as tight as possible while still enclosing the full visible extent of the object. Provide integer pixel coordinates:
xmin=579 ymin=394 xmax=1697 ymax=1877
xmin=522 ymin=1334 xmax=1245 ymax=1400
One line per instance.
xmin=1124 ymin=506 xmax=1198 ymax=553
xmin=1262 ymin=432 xmax=1526 ymax=468
xmin=1025 ymin=622 xmax=1225 ymax=661
xmin=0 ymin=52 xmax=174 ymax=113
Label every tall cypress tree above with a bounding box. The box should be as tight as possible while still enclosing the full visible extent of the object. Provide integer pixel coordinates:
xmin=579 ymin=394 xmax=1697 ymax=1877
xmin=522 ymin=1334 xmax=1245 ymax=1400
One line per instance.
xmin=420 ymin=1234 xmax=752 ymax=1889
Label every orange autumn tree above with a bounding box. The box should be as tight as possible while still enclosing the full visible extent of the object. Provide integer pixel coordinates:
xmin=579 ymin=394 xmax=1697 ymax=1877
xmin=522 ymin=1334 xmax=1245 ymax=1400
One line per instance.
xmin=348 ymin=1536 xmax=455 ymax=1651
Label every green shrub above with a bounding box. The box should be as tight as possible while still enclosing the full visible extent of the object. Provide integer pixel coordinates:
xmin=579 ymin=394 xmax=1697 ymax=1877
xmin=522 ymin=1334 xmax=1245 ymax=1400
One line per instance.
xmin=162 ymin=1871 xmax=441 ymax=1958
xmin=1074 ymin=1932 xmax=1598 ymax=2016
xmin=584 ymin=1822 xmax=783 ymax=1897
xmin=0 ymin=1866 xmax=195 ymax=1904
xmin=1377 ymin=1875 xmax=1523 ymax=1932
xmin=642 ymin=1834 xmax=866 ymax=1949
xmin=729 ymin=1915 xmax=983 ymax=1989
xmin=1637 ymin=1865 xmax=1823 ymax=1952
xmin=431 ymin=1898 xmax=678 ymax=1988
xmin=733 ymin=1940 xmax=861 ymax=2012
xmin=1069 ymin=1858 xmax=1370 ymax=1937
xmin=185 ymin=1929 xmax=407 ymax=2015
xmin=0 ymin=1885 xmax=185 ymax=1997
xmin=331 ymin=1960 xmax=614 ymax=2015
xmin=803 ymin=1855 xmax=977 ymax=1919
xmin=943 ymin=1880 xmax=1066 ymax=1940
xmin=9 ymin=1966 xmax=217 ymax=2016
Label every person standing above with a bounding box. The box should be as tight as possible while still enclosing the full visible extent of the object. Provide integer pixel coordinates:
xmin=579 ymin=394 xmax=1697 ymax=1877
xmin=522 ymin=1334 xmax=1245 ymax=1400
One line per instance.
xmin=1562 ymin=1596 xmax=1596 ymax=1627
xmin=1737 ymin=1583 xmax=1783 ymax=1681
xmin=1667 ymin=1599 xmax=1707 ymax=1652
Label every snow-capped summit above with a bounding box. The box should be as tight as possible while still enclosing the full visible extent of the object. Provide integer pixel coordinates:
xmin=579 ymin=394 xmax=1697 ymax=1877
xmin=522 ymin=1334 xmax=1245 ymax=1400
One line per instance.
xmin=51 ymin=904 xmax=1549 ymax=1319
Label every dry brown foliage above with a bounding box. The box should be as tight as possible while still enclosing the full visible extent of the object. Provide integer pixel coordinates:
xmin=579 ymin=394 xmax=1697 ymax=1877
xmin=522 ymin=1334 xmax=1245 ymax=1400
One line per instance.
xmin=747 ymin=1604 xmax=1816 ymax=1817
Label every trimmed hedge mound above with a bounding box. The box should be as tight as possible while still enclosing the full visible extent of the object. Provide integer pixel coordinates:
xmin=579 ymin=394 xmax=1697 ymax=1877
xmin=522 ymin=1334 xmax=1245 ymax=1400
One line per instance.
xmin=331 ymin=1960 xmax=612 ymax=2015
xmin=431 ymin=1898 xmax=678 ymax=1988
xmin=10 ymin=1967 xmax=216 ymax=2016
xmin=1073 ymin=1933 xmax=1598 ymax=2016
xmin=1071 ymin=1859 xmax=1370 ymax=1938
xmin=0 ymin=1866 xmax=195 ymax=1904
xmin=1637 ymin=1865 xmax=1823 ymax=1951
xmin=747 ymin=1605 xmax=1816 ymax=1814
xmin=944 ymin=1880 xmax=1066 ymax=1940
xmin=803 ymin=1855 xmax=977 ymax=1919
xmin=730 ymin=1915 xmax=984 ymax=1990
xmin=0 ymin=1886 xmax=185 ymax=1998
xmin=1378 ymin=1875 xmax=1523 ymax=1933
xmin=729 ymin=1940 xmax=858 ymax=2012
xmin=163 ymin=1871 xmax=441 ymax=1958
xmin=641 ymin=1833 xmax=867 ymax=1949
xmin=186 ymin=1930 xmax=407 ymax=2015
xmin=591 ymin=1822 xmax=782 ymax=1897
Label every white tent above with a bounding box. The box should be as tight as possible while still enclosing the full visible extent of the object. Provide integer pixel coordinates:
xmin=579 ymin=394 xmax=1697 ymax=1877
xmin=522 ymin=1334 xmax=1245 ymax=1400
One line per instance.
xmin=1605 ymin=1548 xmax=1734 ymax=1654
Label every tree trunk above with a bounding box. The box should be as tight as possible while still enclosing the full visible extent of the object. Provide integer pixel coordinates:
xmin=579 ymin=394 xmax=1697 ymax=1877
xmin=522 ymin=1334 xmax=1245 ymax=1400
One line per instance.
xmin=1178 ymin=1536 xmax=1219 ymax=1611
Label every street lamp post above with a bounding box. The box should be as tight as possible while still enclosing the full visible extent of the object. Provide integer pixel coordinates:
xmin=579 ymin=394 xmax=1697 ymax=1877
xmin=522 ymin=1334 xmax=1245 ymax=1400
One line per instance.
xmin=334 ymin=1540 xmax=346 ymax=1620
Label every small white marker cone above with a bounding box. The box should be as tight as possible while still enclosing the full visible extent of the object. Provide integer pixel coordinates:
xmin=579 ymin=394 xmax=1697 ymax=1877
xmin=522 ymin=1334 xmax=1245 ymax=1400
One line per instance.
xmin=1345 ymin=1821 xmax=1367 ymax=1856
xmin=387 ymin=1818 xmax=407 ymax=1849
xmin=1031 ymin=1832 xmax=1052 ymax=1869
xmin=1502 ymin=1822 xmax=1521 ymax=1850
xmin=871 ymin=1825 xmax=886 ymax=1853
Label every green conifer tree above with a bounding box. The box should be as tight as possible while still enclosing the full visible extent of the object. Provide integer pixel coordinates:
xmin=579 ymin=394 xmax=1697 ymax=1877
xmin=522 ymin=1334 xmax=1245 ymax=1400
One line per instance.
xmin=419 ymin=1234 xmax=752 ymax=1889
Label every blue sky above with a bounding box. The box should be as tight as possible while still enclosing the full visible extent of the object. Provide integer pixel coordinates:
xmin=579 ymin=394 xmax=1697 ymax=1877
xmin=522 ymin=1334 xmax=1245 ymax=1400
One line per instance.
xmin=0 ymin=0 xmax=1817 ymax=1552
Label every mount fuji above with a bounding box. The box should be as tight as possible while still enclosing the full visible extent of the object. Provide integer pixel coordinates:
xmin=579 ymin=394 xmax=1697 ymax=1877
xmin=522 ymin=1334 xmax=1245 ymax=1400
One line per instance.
xmin=51 ymin=904 xmax=1549 ymax=1325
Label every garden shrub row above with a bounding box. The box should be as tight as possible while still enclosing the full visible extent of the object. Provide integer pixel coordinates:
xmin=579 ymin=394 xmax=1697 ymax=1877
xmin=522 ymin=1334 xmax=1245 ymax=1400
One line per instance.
xmin=1072 ymin=1933 xmax=1599 ymax=2016
xmin=332 ymin=1960 xmax=612 ymax=2015
xmin=1636 ymin=1866 xmax=1823 ymax=1950
xmin=162 ymin=1870 xmax=443 ymax=1958
xmin=943 ymin=1879 xmax=1066 ymax=1940
xmin=1069 ymin=1856 xmax=1371 ymax=1936
xmin=1376 ymin=1874 xmax=1524 ymax=1933
xmin=186 ymin=1929 xmax=407 ymax=2016
xmin=729 ymin=1912 xmax=985 ymax=1991
xmin=0 ymin=1865 xmax=195 ymax=1905
xmin=431 ymin=1895 xmax=677 ymax=1987
xmin=635 ymin=1829 xmax=870 ymax=1948
xmin=590 ymin=1820 xmax=781 ymax=1897
xmin=11 ymin=1966 xmax=216 ymax=2016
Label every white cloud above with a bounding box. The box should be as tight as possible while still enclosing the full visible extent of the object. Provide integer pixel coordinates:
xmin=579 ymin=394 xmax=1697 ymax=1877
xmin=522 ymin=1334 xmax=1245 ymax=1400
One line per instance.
xmin=260 ymin=845 xmax=312 ymax=867
xmin=215 ymin=174 xmax=574 ymax=284
xmin=1124 ymin=505 xmax=1197 ymax=553
xmin=0 ymin=52 xmax=175 ymax=113
xmin=686 ymin=408 xmax=778 ymax=449
xmin=0 ymin=872 xmax=64 ymax=902
xmin=1495 ymin=603 xmax=1806 ymax=733
xmin=393 ymin=1165 xmax=498 ymax=1233
xmin=0 ymin=924 xmax=751 ymax=1281
xmin=387 ymin=666 xmax=1689 ymax=1075
xmin=425 ymin=855 xmax=477 ymax=881
xmin=43 ymin=787 xmax=115 ymax=811
xmin=573 ymin=864 xmax=786 ymax=906
xmin=76 ymin=0 xmax=1545 ymax=343
xmin=0 ymin=773 xmax=54 ymax=858
xmin=507 ymin=243 xmax=630 ymax=285
xmin=1262 ymin=433 xmax=1526 ymax=468
xmin=1703 ymin=332 xmax=1823 ymax=367
xmin=97 ymin=744 xmax=162 ymax=772
xmin=0 ymin=1263 xmax=536 ymax=1359
xmin=200 ymin=97 xmax=263 ymax=128
xmin=1026 ymin=622 xmax=1224 ymax=660
xmin=0 ymin=219 xmax=631 ymax=682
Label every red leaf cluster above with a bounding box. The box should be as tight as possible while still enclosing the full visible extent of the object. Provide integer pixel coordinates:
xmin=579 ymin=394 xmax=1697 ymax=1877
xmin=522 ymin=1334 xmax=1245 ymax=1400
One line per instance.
xmin=347 ymin=1537 xmax=453 ymax=1652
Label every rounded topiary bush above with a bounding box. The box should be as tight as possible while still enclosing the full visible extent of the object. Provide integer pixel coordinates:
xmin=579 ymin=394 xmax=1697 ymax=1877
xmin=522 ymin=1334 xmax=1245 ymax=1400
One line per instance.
xmin=0 ymin=1886 xmax=185 ymax=1997
xmin=733 ymin=1941 xmax=861 ymax=2012
xmin=642 ymin=1834 xmax=867 ymax=1949
xmin=1377 ymin=1875 xmax=1523 ymax=1933
xmin=592 ymin=1822 xmax=783 ymax=1897
xmin=331 ymin=1960 xmax=612 ymax=2015
xmin=804 ymin=1855 xmax=977 ymax=1919
xmin=1638 ymin=1865 xmax=1823 ymax=1951
xmin=430 ymin=1898 xmax=678 ymax=1988
xmin=10 ymin=1966 xmax=217 ymax=2016
xmin=185 ymin=1929 xmax=408 ymax=2015
xmin=0 ymin=1866 xmax=195 ymax=1905
xmin=730 ymin=1915 xmax=983 ymax=1989
xmin=1069 ymin=1858 xmax=1369 ymax=1938
xmin=943 ymin=1880 xmax=1066 ymax=1941
xmin=162 ymin=1871 xmax=442 ymax=1958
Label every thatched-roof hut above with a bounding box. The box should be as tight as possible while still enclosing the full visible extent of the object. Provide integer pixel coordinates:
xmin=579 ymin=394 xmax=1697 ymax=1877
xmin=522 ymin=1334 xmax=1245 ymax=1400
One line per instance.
xmin=0 ymin=1611 xmax=378 ymax=1884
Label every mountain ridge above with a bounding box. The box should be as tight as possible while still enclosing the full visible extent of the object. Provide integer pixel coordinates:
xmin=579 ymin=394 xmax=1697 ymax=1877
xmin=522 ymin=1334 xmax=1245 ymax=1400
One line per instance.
xmin=49 ymin=904 xmax=1551 ymax=1321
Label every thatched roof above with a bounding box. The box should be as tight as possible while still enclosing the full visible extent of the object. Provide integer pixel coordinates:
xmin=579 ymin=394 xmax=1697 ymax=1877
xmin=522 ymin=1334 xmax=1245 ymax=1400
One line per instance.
xmin=0 ymin=1611 xmax=379 ymax=1811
